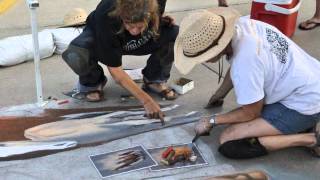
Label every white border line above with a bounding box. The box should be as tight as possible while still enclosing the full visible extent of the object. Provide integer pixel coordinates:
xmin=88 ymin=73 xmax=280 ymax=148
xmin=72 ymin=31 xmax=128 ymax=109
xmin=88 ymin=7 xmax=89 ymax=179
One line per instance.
xmin=88 ymin=145 xmax=158 ymax=178
xmin=147 ymin=142 xmax=209 ymax=172
xmin=142 ymin=144 xmax=159 ymax=167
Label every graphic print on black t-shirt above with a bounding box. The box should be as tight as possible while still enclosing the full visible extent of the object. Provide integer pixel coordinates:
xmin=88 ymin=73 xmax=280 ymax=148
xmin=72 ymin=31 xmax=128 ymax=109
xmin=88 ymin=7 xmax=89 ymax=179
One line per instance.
xmin=266 ymin=28 xmax=288 ymax=64
xmin=123 ymin=31 xmax=153 ymax=52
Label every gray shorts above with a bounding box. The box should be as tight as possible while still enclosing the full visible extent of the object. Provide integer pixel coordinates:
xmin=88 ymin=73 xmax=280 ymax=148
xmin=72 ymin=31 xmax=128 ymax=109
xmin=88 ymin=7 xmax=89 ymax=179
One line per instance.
xmin=261 ymin=103 xmax=320 ymax=134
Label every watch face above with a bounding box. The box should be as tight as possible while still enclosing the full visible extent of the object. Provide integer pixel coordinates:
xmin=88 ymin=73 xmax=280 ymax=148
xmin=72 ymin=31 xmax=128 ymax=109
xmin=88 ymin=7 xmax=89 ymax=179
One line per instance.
xmin=209 ymin=117 xmax=215 ymax=124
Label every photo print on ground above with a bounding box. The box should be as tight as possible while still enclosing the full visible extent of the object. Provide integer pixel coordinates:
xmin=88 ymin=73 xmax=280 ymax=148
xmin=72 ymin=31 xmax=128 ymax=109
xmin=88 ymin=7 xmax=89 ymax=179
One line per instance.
xmin=89 ymin=145 xmax=157 ymax=178
xmin=147 ymin=143 xmax=208 ymax=171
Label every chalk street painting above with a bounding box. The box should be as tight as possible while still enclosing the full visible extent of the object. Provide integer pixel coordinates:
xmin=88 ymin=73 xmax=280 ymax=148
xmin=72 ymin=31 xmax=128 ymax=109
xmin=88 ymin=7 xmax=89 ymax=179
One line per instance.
xmin=0 ymin=102 xmax=201 ymax=160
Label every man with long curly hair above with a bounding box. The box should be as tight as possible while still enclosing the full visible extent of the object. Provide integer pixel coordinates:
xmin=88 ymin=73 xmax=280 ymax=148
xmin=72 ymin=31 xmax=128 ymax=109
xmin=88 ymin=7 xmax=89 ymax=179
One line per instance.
xmin=63 ymin=0 xmax=178 ymax=120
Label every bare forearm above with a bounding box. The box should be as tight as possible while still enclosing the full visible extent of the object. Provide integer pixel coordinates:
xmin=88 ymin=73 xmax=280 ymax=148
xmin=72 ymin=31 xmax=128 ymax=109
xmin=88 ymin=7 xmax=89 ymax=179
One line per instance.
xmin=121 ymin=78 xmax=152 ymax=104
xmin=216 ymin=108 xmax=255 ymax=125
xmin=109 ymin=67 xmax=152 ymax=104
xmin=216 ymin=100 xmax=264 ymax=125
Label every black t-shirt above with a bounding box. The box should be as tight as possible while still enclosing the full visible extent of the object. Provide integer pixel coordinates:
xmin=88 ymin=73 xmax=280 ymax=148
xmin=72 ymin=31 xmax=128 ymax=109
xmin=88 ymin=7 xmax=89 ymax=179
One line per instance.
xmin=86 ymin=0 xmax=167 ymax=67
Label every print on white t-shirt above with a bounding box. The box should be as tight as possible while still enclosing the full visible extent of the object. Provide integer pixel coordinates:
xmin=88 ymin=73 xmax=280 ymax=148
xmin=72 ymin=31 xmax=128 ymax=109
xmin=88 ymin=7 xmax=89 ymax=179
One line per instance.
xmin=230 ymin=17 xmax=320 ymax=115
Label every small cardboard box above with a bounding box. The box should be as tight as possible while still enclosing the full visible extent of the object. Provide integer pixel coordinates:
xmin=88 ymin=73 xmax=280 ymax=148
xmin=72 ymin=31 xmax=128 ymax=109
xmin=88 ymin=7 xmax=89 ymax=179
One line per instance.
xmin=170 ymin=78 xmax=194 ymax=95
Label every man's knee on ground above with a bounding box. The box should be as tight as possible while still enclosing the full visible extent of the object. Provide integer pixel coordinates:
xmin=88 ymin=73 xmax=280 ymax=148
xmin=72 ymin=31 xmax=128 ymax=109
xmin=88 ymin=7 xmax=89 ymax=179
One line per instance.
xmin=161 ymin=25 xmax=179 ymax=42
xmin=171 ymin=25 xmax=179 ymax=41
xmin=156 ymin=42 xmax=175 ymax=65
xmin=159 ymin=25 xmax=179 ymax=45
xmin=218 ymin=137 xmax=268 ymax=159
xmin=62 ymin=45 xmax=91 ymax=76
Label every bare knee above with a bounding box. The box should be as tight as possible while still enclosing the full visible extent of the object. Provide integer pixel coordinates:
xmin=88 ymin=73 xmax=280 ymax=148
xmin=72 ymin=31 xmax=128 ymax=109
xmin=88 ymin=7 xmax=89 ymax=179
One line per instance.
xmin=219 ymin=125 xmax=240 ymax=144
xmin=219 ymin=119 xmax=274 ymax=144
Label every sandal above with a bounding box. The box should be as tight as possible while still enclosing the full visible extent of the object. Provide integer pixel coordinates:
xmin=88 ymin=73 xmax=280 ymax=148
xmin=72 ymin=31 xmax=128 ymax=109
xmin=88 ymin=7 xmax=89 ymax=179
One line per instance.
xmin=142 ymin=80 xmax=178 ymax=101
xmin=298 ymin=19 xmax=320 ymax=31
xmin=84 ymin=90 xmax=104 ymax=102
xmin=63 ymin=89 xmax=105 ymax=102
xmin=63 ymin=78 xmax=107 ymax=102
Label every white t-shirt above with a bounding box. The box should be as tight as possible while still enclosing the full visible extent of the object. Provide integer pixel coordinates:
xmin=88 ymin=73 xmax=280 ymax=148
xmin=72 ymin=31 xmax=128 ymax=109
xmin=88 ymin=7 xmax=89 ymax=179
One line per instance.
xmin=230 ymin=17 xmax=320 ymax=115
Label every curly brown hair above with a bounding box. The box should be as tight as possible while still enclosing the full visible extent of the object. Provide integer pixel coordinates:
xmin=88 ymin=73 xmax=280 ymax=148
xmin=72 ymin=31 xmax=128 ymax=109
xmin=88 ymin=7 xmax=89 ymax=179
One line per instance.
xmin=109 ymin=0 xmax=160 ymax=36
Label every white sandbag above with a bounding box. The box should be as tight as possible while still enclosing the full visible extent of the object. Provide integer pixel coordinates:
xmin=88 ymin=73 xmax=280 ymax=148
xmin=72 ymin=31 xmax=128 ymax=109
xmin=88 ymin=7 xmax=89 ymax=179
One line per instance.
xmin=48 ymin=27 xmax=83 ymax=54
xmin=0 ymin=30 xmax=55 ymax=66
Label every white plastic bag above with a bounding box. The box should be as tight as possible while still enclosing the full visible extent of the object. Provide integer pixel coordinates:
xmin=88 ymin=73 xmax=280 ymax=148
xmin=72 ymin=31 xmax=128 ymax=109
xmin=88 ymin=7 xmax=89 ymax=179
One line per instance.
xmin=0 ymin=30 xmax=55 ymax=66
xmin=48 ymin=27 xmax=83 ymax=54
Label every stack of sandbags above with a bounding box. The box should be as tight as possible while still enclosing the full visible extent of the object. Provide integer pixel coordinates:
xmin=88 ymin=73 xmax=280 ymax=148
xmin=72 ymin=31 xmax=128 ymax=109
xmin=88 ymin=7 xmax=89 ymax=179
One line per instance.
xmin=0 ymin=30 xmax=55 ymax=66
xmin=46 ymin=27 xmax=83 ymax=55
xmin=0 ymin=27 xmax=82 ymax=67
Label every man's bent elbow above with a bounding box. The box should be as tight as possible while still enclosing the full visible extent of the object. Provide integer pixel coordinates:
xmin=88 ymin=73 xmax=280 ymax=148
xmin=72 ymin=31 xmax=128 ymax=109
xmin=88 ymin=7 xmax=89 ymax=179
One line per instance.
xmin=244 ymin=108 xmax=261 ymax=120
xmin=242 ymin=100 xmax=264 ymax=120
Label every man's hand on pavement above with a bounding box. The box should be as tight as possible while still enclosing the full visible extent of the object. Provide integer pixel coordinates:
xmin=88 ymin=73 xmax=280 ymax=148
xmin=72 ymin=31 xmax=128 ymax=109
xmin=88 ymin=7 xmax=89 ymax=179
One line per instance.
xmin=194 ymin=118 xmax=214 ymax=136
xmin=206 ymin=94 xmax=224 ymax=108
xmin=143 ymin=100 xmax=165 ymax=125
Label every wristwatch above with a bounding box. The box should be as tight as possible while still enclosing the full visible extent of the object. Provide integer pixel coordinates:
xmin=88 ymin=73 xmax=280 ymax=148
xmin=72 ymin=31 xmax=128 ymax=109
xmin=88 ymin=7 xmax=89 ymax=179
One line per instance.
xmin=209 ymin=114 xmax=216 ymax=125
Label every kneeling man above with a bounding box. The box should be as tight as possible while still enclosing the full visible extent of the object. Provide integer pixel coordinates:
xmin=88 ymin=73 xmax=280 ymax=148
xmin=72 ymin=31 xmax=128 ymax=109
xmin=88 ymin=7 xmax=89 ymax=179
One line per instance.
xmin=174 ymin=8 xmax=320 ymax=159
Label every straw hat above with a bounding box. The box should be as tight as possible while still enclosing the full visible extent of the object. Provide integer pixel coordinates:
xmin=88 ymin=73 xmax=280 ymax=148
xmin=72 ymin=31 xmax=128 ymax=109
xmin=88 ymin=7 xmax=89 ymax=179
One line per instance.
xmin=174 ymin=7 xmax=240 ymax=75
xmin=60 ymin=8 xmax=88 ymax=28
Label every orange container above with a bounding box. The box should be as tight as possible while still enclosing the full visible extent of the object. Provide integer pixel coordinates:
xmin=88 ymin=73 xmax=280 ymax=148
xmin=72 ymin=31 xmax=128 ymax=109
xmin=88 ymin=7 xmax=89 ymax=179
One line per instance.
xmin=250 ymin=0 xmax=301 ymax=37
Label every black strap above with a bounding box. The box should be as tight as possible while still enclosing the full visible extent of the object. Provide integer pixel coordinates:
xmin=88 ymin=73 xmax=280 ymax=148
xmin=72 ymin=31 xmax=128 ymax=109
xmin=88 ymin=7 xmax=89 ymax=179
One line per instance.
xmin=201 ymin=60 xmax=224 ymax=84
